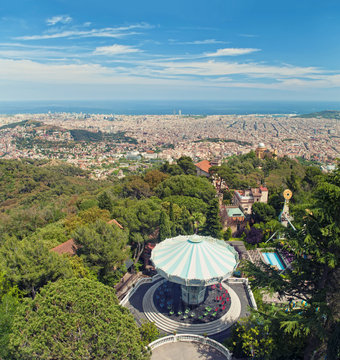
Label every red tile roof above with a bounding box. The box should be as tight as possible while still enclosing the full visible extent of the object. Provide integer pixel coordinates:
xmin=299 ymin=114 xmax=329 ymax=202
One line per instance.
xmin=51 ymin=238 xmax=78 ymax=256
xmin=107 ymin=219 xmax=124 ymax=229
xmin=195 ymin=160 xmax=211 ymax=173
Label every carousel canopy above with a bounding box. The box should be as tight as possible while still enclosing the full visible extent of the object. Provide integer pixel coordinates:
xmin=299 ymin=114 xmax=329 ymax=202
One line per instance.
xmin=150 ymin=235 xmax=239 ymax=286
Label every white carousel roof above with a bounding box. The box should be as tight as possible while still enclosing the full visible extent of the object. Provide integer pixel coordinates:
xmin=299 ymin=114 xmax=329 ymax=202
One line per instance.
xmin=150 ymin=235 xmax=239 ymax=286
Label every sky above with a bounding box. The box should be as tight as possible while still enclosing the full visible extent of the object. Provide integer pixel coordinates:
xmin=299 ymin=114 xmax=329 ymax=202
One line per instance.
xmin=0 ymin=0 xmax=340 ymax=101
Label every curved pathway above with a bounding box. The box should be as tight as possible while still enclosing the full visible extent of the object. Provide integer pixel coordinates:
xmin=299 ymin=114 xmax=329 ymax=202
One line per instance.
xmin=143 ymin=280 xmax=241 ymax=335
xmin=151 ymin=341 xmax=228 ymax=360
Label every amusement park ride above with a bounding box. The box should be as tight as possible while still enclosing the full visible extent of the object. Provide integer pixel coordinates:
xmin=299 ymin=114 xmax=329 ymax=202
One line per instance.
xmin=279 ymin=189 xmax=296 ymax=230
xmin=265 ymin=188 xmax=296 ymax=244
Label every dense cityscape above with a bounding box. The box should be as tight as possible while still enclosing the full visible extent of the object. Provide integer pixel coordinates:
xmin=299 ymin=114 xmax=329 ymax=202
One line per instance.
xmin=0 ymin=112 xmax=338 ymax=179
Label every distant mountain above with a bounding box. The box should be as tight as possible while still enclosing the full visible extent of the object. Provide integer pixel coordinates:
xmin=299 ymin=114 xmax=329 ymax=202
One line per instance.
xmin=295 ymin=110 xmax=340 ymax=120
xmin=0 ymin=119 xmax=43 ymax=130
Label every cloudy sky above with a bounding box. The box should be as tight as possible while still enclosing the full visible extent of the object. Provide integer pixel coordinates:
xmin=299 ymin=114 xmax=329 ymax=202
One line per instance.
xmin=0 ymin=0 xmax=339 ymax=101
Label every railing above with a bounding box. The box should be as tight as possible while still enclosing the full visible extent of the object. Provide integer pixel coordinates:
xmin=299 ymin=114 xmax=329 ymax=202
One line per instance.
xmin=226 ymin=277 xmax=257 ymax=310
xmin=148 ymin=334 xmax=232 ymax=359
xmin=119 ymin=274 xmax=161 ymax=306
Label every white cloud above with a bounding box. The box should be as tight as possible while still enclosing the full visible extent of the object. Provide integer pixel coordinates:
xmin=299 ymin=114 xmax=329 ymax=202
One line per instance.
xmin=170 ymin=39 xmax=227 ymax=45
xmin=139 ymin=59 xmax=325 ymax=79
xmin=239 ymin=34 xmax=258 ymax=38
xmin=0 ymin=57 xmax=338 ymax=93
xmin=16 ymin=23 xmax=152 ymax=41
xmin=16 ymin=29 xmax=132 ymax=41
xmin=94 ymin=44 xmax=141 ymax=55
xmin=46 ymin=15 xmax=72 ymax=26
xmin=205 ymin=48 xmax=260 ymax=57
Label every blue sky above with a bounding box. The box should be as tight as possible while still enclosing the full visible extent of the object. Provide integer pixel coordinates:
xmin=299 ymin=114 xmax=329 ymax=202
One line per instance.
xmin=0 ymin=0 xmax=340 ymax=101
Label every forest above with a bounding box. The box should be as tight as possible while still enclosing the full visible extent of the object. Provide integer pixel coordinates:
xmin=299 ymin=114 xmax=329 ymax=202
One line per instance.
xmin=0 ymin=154 xmax=339 ymax=359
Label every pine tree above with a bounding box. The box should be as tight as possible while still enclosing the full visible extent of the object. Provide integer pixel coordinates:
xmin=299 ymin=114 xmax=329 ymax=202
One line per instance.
xmin=158 ymin=211 xmax=171 ymax=241
xmin=97 ymin=192 xmax=113 ymax=212
xmin=203 ymin=198 xmax=222 ymax=238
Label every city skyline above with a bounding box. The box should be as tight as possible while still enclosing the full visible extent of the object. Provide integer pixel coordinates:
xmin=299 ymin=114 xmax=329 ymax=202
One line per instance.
xmin=1 ymin=1 xmax=340 ymax=101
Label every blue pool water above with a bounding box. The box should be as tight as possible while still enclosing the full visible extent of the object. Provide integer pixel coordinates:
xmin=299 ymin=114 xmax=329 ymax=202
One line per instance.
xmin=262 ymin=252 xmax=285 ymax=270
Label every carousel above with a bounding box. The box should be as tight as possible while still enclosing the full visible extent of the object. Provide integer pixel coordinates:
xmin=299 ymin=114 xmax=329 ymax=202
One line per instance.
xmin=151 ymin=235 xmax=239 ymax=305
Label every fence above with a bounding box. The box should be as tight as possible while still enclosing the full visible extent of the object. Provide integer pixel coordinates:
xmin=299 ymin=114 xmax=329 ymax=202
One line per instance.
xmin=148 ymin=334 xmax=232 ymax=359
xmin=226 ymin=277 xmax=257 ymax=310
xmin=119 ymin=274 xmax=161 ymax=306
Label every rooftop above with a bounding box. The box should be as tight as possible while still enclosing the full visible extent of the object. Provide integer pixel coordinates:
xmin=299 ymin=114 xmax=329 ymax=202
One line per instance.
xmin=51 ymin=238 xmax=77 ymax=256
xmin=151 ymin=235 xmax=239 ymax=286
xmin=195 ymin=160 xmax=211 ymax=174
xmin=226 ymin=207 xmax=245 ymax=217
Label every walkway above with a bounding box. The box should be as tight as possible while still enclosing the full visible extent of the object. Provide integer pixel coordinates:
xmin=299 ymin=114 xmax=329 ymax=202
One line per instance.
xmin=228 ymin=241 xmax=252 ymax=262
xmin=151 ymin=342 xmax=227 ymax=360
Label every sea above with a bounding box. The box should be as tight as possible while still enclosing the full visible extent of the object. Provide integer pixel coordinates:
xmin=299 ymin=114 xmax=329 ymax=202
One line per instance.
xmin=0 ymin=100 xmax=339 ymax=115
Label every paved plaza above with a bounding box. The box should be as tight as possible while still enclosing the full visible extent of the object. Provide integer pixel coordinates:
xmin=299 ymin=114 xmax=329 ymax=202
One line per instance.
xmin=126 ymin=278 xmax=251 ymax=341
xmin=151 ymin=342 xmax=228 ymax=360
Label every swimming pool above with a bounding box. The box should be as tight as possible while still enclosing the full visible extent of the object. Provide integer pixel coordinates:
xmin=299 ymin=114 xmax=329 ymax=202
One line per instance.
xmin=262 ymin=252 xmax=285 ymax=270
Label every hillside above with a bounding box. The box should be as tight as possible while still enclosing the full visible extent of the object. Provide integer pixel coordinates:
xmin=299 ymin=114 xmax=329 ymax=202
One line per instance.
xmin=295 ymin=110 xmax=340 ymax=120
xmin=0 ymin=159 xmax=109 ymax=239
xmin=0 ymin=120 xmax=43 ymax=130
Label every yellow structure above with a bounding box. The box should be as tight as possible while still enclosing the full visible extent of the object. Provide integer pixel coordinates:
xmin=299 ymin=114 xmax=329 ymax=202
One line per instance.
xmin=255 ymin=143 xmax=267 ymax=159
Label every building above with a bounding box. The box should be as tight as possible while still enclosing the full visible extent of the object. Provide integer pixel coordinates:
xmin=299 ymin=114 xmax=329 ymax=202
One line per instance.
xmin=195 ymin=160 xmax=211 ymax=177
xmin=255 ymin=143 xmax=277 ymax=159
xmin=224 ymin=206 xmax=246 ymax=234
xmin=255 ymin=143 xmax=267 ymax=159
xmin=233 ymin=186 xmax=268 ymax=215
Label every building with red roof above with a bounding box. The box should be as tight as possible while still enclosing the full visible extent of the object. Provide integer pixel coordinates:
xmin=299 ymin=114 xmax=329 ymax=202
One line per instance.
xmin=195 ymin=160 xmax=211 ymax=177
xmin=51 ymin=238 xmax=78 ymax=256
xmin=233 ymin=187 xmax=268 ymax=215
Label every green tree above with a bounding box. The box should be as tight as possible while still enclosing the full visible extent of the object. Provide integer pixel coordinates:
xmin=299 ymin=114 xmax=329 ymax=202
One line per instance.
xmin=159 ymin=161 xmax=184 ymax=176
xmin=27 ymin=220 xmax=69 ymax=249
xmin=155 ymin=175 xmax=215 ymax=203
xmin=139 ymin=321 xmax=160 ymax=346
xmin=73 ymin=220 xmax=129 ymax=285
xmin=223 ymin=227 xmax=232 ymax=241
xmin=64 ymin=207 xmax=111 ymax=232
xmin=158 ymin=210 xmax=171 ymax=241
xmin=77 ymin=198 xmax=99 ymax=211
xmin=209 ymin=164 xmax=237 ymax=188
xmin=123 ymin=176 xmax=152 ymax=199
xmin=163 ymin=195 xmax=208 ymax=214
xmin=144 ymin=170 xmax=168 ymax=190
xmin=252 ymin=202 xmax=276 ymax=223
xmin=111 ymin=198 xmax=162 ymax=263
xmin=8 ymin=278 xmax=150 ymax=360
xmin=98 ymin=191 xmax=113 ymax=212
xmin=177 ymin=156 xmax=197 ymax=175
xmin=0 ymin=271 xmax=20 ymax=359
xmin=226 ymin=309 xmax=306 ymax=360
xmin=228 ymin=316 xmax=275 ymax=359
xmin=0 ymin=237 xmax=73 ymax=297
xmin=202 ymin=198 xmax=222 ymax=238
xmin=190 ymin=212 xmax=206 ymax=234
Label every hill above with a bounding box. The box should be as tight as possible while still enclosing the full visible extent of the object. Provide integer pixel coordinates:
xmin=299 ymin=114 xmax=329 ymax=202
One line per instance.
xmin=295 ymin=110 xmax=340 ymax=120
xmin=70 ymin=129 xmax=103 ymax=141
xmin=0 ymin=159 xmax=109 ymax=240
xmin=0 ymin=120 xmax=43 ymax=130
